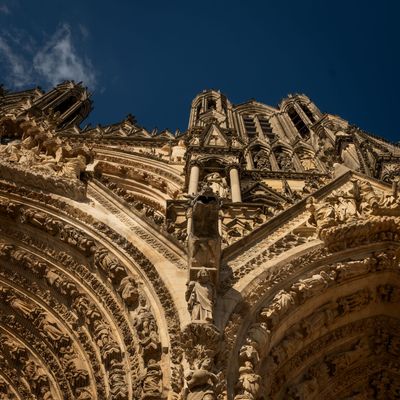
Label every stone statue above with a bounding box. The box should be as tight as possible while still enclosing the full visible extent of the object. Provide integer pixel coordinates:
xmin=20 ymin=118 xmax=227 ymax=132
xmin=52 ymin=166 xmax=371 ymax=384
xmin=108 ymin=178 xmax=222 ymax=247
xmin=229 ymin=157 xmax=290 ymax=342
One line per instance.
xmin=3 ymin=290 xmax=42 ymax=320
xmin=184 ymin=357 xmax=218 ymax=400
xmin=356 ymin=180 xmax=381 ymax=214
xmin=188 ymin=185 xmax=221 ymax=272
xmin=186 ymin=268 xmax=215 ymax=323
xmin=204 ymin=172 xmax=229 ymax=199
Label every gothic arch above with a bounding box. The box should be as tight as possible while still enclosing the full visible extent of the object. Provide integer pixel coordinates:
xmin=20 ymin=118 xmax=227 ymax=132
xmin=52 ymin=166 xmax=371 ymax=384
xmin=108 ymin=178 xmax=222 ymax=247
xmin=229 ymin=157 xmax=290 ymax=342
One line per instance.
xmin=226 ymin=239 xmax=400 ymax=400
xmin=0 ymin=185 xmax=182 ymax=399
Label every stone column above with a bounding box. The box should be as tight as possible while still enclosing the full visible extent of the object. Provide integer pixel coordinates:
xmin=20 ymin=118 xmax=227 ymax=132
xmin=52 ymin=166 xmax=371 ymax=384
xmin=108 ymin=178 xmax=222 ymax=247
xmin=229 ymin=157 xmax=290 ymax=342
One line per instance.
xmin=246 ymin=151 xmax=254 ymax=170
xmin=188 ymin=164 xmax=200 ymax=196
xmin=229 ymin=166 xmax=242 ymax=203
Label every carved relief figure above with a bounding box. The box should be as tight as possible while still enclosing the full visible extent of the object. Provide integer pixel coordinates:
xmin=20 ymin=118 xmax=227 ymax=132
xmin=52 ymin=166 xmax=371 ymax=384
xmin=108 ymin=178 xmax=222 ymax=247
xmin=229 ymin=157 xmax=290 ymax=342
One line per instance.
xmin=2 ymin=290 xmax=42 ymax=320
xmin=253 ymin=149 xmax=271 ymax=170
xmin=292 ymin=270 xmax=334 ymax=299
xmin=186 ymin=268 xmax=215 ymax=323
xmin=118 ymin=276 xmax=139 ymax=307
xmin=334 ymin=193 xmax=357 ymax=223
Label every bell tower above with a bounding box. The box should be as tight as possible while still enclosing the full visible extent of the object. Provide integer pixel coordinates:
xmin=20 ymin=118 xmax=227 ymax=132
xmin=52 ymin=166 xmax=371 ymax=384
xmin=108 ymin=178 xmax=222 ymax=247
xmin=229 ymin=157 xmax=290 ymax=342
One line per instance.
xmin=31 ymin=81 xmax=92 ymax=129
xmin=188 ymin=89 xmax=234 ymax=129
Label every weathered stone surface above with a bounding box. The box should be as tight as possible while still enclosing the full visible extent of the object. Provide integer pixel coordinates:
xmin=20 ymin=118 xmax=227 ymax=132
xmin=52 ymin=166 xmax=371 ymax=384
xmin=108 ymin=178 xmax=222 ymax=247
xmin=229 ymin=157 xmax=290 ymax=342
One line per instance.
xmin=0 ymin=83 xmax=399 ymax=399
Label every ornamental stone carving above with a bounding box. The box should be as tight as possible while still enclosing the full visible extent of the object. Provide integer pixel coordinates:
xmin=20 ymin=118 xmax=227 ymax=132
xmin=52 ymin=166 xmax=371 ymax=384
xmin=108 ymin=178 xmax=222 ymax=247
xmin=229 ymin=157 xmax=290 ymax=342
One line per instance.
xmin=1 ymin=83 xmax=400 ymax=399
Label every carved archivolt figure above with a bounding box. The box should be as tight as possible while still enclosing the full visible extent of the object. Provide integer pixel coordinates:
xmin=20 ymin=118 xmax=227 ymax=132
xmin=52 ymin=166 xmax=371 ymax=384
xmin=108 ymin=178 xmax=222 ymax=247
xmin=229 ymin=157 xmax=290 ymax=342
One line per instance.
xmin=235 ymin=361 xmax=261 ymax=400
xmin=36 ymin=315 xmax=70 ymax=347
xmin=3 ymin=290 xmax=42 ymax=320
xmin=141 ymin=359 xmax=162 ymax=399
xmin=118 ymin=276 xmax=139 ymax=307
xmin=184 ymin=357 xmax=218 ymax=400
xmin=186 ymin=268 xmax=215 ymax=323
xmin=94 ymin=249 xmax=126 ymax=283
xmin=134 ymin=297 xmax=154 ymax=327
xmin=292 ymin=270 xmax=334 ymax=298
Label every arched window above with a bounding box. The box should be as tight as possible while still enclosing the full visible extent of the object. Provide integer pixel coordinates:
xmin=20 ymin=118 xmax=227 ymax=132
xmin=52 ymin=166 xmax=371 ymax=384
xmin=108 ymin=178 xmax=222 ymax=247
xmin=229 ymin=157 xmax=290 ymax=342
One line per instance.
xmin=243 ymin=115 xmax=257 ymax=140
xmin=54 ymin=96 xmax=77 ymax=116
xmin=207 ymin=99 xmax=216 ymax=110
xmin=287 ymin=107 xmax=309 ymax=138
xmin=257 ymin=116 xmax=276 ymax=141
xmin=300 ymin=103 xmax=315 ymax=123
xmin=196 ymin=103 xmax=202 ymax=120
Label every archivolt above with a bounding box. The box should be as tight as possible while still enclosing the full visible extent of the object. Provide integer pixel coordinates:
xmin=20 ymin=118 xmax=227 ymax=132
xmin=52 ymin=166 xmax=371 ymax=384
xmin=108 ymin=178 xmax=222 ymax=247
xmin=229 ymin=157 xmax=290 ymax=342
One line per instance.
xmin=0 ymin=183 xmax=182 ymax=399
xmin=226 ymin=242 xmax=400 ymax=399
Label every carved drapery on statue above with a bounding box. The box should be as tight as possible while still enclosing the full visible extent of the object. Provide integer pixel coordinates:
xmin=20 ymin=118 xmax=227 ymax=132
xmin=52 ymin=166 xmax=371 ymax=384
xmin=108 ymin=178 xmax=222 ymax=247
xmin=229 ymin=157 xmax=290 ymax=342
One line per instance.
xmin=186 ymin=268 xmax=215 ymax=323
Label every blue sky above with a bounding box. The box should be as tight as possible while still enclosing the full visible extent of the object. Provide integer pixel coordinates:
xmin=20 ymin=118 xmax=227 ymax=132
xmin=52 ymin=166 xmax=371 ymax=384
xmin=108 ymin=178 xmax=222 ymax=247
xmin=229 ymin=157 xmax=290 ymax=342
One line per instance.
xmin=0 ymin=1 xmax=399 ymax=142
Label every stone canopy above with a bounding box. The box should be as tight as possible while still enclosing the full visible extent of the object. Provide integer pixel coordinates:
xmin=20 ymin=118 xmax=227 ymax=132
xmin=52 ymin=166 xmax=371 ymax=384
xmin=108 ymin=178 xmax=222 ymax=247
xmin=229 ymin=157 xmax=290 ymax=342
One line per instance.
xmin=0 ymin=82 xmax=399 ymax=399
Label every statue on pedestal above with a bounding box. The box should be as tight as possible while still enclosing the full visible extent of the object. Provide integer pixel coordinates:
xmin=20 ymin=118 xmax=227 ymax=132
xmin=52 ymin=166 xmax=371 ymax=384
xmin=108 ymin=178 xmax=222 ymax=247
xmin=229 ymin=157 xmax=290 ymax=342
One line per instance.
xmin=186 ymin=268 xmax=215 ymax=323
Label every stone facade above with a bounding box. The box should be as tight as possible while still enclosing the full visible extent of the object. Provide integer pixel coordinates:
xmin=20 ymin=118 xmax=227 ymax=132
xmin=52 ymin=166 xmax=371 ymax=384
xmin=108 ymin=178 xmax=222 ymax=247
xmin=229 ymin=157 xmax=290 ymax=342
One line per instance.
xmin=0 ymin=82 xmax=399 ymax=399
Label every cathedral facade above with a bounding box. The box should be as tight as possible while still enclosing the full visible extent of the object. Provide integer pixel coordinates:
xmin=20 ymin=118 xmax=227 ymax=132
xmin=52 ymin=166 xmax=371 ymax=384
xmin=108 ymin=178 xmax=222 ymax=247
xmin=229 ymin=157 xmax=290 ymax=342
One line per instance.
xmin=0 ymin=81 xmax=399 ymax=399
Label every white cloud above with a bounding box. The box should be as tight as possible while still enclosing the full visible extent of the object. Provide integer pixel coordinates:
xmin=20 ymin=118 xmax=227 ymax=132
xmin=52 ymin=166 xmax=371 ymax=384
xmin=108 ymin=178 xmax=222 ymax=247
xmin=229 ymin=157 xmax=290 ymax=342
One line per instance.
xmin=0 ymin=36 xmax=31 ymax=88
xmin=33 ymin=24 xmax=96 ymax=88
xmin=0 ymin=4 xmax=10 ymax=14
xmin=0 ymin=23 xmax=97 ymax=90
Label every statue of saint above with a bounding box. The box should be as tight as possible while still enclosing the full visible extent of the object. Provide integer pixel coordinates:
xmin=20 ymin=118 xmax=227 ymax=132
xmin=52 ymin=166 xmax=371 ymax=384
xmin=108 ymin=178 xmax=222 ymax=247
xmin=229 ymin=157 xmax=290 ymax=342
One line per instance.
xmin=186 ymin=268 xmax=215 ymax=323
xmin=203 ymin=172 xmax=229 ymax=199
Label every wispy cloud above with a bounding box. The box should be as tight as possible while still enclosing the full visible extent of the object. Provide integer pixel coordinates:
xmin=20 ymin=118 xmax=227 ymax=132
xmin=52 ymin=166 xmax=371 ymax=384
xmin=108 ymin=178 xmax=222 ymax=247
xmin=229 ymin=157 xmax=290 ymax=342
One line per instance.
xmin=0 ymin=36 xmax=31 ymax=88
xmin=33 ymin=24 xmax=96 ymax=88
xmin=0 ymin=23 xmax=97 ymax=90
